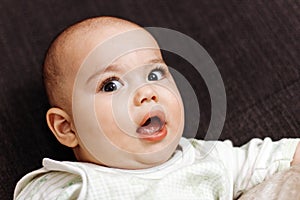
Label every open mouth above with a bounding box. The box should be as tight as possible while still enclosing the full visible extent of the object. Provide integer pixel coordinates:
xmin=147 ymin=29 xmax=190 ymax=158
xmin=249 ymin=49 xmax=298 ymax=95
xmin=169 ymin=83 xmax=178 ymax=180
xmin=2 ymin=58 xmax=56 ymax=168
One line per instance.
xmin=136 ymin=111 xmax=167 ymax=141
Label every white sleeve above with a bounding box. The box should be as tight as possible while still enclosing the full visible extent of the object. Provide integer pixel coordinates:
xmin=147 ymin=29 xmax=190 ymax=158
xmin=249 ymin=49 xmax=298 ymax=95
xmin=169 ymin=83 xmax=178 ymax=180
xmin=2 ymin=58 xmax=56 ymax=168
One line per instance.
xmin=190 ymin=137 xmax=299 ymax=198
xmin=214 ymin=137 xmax=300 ymax=197
xmin=14 ymin=171 xmax=82 ymax=200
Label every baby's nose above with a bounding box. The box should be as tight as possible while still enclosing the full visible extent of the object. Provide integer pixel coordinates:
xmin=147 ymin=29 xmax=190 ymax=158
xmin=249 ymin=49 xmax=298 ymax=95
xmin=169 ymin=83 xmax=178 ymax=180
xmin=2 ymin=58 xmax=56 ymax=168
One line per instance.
xmin=133 ymin=85 xmax=158 ymax=106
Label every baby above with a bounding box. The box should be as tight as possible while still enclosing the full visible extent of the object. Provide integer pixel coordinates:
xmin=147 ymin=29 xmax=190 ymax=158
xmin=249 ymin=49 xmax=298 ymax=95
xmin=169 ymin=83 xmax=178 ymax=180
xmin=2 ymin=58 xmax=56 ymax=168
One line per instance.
xmin=14 ymin=16 xmax=300 ymax=200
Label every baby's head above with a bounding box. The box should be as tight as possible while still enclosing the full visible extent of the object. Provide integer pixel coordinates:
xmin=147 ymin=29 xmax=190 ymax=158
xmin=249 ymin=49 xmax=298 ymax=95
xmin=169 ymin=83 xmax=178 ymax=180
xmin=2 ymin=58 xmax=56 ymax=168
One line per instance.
xmin=43 ymin=16 xmax=184 ymax=169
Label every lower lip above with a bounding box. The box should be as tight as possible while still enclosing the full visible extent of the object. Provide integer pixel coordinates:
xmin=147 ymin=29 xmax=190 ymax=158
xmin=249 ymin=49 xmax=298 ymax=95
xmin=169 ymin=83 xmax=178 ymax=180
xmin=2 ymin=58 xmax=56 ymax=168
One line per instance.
xmin=138 ymin=124 xmax=167 ymax=142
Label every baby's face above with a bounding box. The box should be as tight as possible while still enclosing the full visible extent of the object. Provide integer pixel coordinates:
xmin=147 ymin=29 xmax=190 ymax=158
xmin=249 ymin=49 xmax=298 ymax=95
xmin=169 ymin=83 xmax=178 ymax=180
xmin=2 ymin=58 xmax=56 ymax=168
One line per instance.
xmin=70 ymin=26 xmax=184 ymax=169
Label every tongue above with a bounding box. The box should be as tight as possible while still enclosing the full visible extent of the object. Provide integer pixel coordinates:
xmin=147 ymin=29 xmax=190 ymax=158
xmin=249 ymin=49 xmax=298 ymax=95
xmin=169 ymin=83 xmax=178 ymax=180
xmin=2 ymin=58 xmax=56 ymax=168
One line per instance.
xmin=136 ymin=117 xmax=162 ymax=135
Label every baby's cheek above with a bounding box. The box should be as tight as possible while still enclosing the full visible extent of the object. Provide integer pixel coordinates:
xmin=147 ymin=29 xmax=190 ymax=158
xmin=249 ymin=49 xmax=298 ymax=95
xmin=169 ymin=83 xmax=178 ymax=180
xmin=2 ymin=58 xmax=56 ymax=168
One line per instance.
xmin=161 ymin=89 xmax=183 ymax=122
xmin=94 ymin=97 xmax=114 ymax=126
xmin=162 ymin=88 xmax=183 ymax=110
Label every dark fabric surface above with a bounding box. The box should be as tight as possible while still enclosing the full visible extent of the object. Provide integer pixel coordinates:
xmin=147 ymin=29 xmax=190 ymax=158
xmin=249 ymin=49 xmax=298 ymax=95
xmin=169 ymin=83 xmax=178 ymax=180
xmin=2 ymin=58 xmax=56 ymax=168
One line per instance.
xmin=0 ymin=0 xmax=299 ymax=199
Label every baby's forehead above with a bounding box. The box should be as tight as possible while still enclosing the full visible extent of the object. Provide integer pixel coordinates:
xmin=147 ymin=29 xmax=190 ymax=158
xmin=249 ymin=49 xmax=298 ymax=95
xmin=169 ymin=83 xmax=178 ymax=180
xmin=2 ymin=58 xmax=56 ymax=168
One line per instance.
xmin=64 ymin=25 xmax=148 ymax=66
xmin=70 ymin=29 xmax=160 ymax=69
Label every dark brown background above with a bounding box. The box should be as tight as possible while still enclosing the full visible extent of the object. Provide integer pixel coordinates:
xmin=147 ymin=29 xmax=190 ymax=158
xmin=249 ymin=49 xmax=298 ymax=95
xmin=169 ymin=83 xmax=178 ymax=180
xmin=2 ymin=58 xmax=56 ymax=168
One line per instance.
xmin=0 ymin=0 xmax=299 ymax=199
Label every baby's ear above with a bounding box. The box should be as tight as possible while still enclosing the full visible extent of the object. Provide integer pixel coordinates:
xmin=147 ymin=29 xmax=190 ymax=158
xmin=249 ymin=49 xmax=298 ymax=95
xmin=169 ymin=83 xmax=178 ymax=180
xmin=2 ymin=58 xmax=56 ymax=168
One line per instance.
xmin=46 ymin=108 xmax=78 ymax=148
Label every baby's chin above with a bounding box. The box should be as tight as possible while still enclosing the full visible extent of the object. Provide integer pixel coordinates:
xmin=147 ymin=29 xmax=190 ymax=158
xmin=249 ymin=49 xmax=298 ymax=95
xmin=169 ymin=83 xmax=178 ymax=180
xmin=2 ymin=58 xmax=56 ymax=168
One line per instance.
xmin=108 ymin=150 xmax=174 ymax=170
xmin=100 ymin=136 xmax=181 ymax=169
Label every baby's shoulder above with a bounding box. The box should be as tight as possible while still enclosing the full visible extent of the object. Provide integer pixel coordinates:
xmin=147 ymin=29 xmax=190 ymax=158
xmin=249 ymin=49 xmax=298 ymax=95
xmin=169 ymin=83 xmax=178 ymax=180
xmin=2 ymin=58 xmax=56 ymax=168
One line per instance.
xmin=14 ymin=159 xmax=83 ymax=200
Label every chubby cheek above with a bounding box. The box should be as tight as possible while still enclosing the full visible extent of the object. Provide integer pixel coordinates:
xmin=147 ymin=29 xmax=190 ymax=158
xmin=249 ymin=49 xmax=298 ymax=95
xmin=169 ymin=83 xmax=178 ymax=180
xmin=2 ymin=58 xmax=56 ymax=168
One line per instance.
xmin=94 ymin=96 xmax=115 ymax=136
xmin=94 ymin=96 xmax=124 ymax=143
xmin=160 ymin=88 xmax=184 ymax=136
xmin=93 ymin=95 xmax=137 ymax=148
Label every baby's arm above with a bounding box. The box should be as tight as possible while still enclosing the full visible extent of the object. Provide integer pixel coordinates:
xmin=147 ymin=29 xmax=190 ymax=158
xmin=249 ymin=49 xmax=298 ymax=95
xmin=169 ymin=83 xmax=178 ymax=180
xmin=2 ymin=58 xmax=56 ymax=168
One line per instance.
xmin=233 ymin=138 xmax=300 ymax=198
xmin=291 ymin=142 xmax=300 ymax=166
xmin=237 ymin=141 xmax=300 ymax=200
xmin=197 ymin=137 xmax=300 ymax=198
xmin=239 ymin=164 xmax=300 ymax=199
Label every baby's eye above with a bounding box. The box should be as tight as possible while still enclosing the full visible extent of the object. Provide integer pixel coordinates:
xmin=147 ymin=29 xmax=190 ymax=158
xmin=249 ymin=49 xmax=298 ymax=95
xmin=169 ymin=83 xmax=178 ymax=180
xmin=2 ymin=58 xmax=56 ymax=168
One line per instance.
xmin=148 ymin=68 xmax=165 ymax=81
xmin=100 ymin=77 xmax=123 ymax=92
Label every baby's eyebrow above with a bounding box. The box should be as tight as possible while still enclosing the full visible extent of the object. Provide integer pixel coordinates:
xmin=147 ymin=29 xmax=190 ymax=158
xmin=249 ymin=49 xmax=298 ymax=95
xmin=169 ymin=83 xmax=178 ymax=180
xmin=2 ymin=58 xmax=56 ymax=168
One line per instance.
xmin=86 ymin=64 xmax=123 ymax=85
xmin=147 ymin=58 xmax=166 ymax=65
xmin=103 ymin=64 xmax=123 ymax=74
